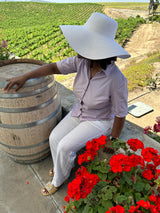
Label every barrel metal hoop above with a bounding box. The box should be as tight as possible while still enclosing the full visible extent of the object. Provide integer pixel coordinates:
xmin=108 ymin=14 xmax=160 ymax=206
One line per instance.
xmin=9 ymin=152 xmax=50 ymax=164
xmin=0 ymin=103 xmax=61 ymax=129
xmin=0 ymin=58 xmax=46 ymax=67
xmin=0 ymin=81 xmax=56 ymax=99
xmin=0 ymin=76 xmax=52 ymax=89
xmin=5 ymin=146 xmax=50 ymax=158
xmin=0 ymin=93 xmax=58 ymax=113
xmin=0 ymin=138 xmax=49 ymax=150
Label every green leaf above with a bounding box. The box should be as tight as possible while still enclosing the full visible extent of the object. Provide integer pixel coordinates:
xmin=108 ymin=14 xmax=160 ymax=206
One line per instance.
xmin=119 ymin=176 xmax=126 ymax=185
xmin=108 ymin=172 xmax=117 ymax=180
xmin=83 ymin=204 xmax=93 ymax=213
xmin=101 ymin=185 xmax=117 ymax=194
xmin=101 ymin=200 xmax=113 ymax=210
xmin=109 ymin=186 xmax=117 ymax=193
xmin=102 ymin=191 xmax=113 ymax=200
xmin=74 ymin=199 xmax=85 ymax=208
xmin=135 ymin=192 xmax=142 ymax=202
xmin=145 ymin=183 xmax=151 ymax=191
xmin=116 ymin=195 xmax=128 ymax=204
xmin=124 ymin=191 xmax=134 ymax=197
xmin=101 ymin=186 xmax=117 ymax=200
xmin=133 ymin=181 xmax=145 ymax=192
xmin=98 ymin=207 xmax=106 ymax=213
xmin=123 ymin=173 xmax=133 ymax=185
xmin=97 ymin=172 xmax=107 ymax=181
xmin=94 ymin=180 xmax=108 ymax=191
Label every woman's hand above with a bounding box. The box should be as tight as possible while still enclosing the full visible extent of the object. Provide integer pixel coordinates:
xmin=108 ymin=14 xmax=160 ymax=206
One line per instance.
xmin=4 ymin=75 xmax=28 ymax=92
xmin=103 ymin=138 xmax=115 ymax=154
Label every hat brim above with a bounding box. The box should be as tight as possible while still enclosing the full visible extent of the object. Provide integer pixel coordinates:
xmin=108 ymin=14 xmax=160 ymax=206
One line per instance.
xmin=60 ymin=25 xmax=131 ymax=60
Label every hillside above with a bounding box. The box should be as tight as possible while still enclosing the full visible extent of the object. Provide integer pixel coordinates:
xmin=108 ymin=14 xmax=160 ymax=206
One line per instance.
xmin=105 ymin=8 xmax=160 ymax=68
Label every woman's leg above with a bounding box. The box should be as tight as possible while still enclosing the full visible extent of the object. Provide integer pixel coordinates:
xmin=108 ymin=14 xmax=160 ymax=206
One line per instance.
xmin=51 ymin=119 xmax=113 ymax=187
xmin=49 ymin=112 xmax=80 ymax=165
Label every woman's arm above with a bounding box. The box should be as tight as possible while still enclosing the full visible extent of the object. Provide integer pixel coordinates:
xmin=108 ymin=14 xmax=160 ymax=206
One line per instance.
xmin=104 ymin=116 xmax=125 ymax=153
xmin=4 ymin=63 xmax=61 ymax=92
xmin=110 ymin=116 xmax=125 ymax=138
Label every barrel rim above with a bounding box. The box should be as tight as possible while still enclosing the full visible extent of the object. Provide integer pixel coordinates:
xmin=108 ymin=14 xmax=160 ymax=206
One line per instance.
xmin=0 ymin=58 xmax=46 ymax=67
xmin=0 ymin=58 xmax=54 ymax=91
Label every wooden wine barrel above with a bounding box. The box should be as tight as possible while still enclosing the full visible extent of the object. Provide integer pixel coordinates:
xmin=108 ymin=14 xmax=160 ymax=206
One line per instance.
xmin=0 ymin=59 xmax=62 ymax=164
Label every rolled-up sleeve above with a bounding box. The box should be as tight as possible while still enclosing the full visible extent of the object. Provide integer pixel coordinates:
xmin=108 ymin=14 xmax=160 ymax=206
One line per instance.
xmin=111 ymin=72 xmax=128 ymax=118
xmin=56 ymin=56 xmax=77 ymax=75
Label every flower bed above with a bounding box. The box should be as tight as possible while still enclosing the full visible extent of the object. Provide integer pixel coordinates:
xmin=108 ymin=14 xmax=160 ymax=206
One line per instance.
xmin=63 ymin=136 xmax=160 ymax=213
xmin=144 ymin=116 xmax=160 ymax=143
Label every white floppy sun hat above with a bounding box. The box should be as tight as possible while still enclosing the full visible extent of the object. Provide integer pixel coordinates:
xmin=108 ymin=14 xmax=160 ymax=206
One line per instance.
xmin=60 ymin=12 xmax=131 ymax=60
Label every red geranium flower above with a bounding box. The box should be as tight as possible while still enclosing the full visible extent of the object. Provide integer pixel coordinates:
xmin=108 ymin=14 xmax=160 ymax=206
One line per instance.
xmin=109 ymin=154 xmax=127 ymax=173
xmin=155 ymin=116 xmax=160 ymax=125
xmin=153 ymin=123 xmax=160 ymax=133
xmin=64 ymin=196 xmax=70 ymax=202
xmin=107 ymin=205 xmax=125 ymax=213
xmin=155 ymin=169 xmax=160 ymax=179
xmin=144 ymin=125 xmax=152 ymax=134
xmin=153 ymin=154 xmax=160 ymax=167
xmin=95 ymin=135 xmax=107 ymax=147
xmin=67 ymin=166 xmax=100 ymax=201
xmin=141 ymin=147 xmax=158 ymax=162
xmin=149 ymin=194 xmax=157 ymax=203
xmin=136 ymin=200 xmax=151 ymax=209
xmin=78 ymin=136 xmax=107 ymax=165
xmin=109 ymin=153 xmax=145 ymax=173
xmin=142 ymin=169 xmax=154 ymax=180
xmin=150 ymin=205 xmax=160 ymax=213
xmin=128 ymin=205 xmax=139 ymax=213
xmin=127 ymin=138 xmax=144 ymax=151
xmin=128 ymin=154 xmax=145 ymax=169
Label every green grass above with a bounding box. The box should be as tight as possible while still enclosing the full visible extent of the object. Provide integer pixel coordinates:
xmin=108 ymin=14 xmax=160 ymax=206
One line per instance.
xmin=148 ymin=14 xmax=160 ymax=23
xmin=122 ymin=52 xmax=160 ymax=91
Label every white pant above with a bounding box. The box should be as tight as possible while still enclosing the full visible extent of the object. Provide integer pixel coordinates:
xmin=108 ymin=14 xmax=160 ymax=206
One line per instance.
xmin=49 ymin=112 xmax=114 ymax=187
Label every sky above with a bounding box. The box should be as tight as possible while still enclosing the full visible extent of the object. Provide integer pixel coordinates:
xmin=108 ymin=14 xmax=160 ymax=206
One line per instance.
xmin=0 ymin=0 xmax=151 ymax=3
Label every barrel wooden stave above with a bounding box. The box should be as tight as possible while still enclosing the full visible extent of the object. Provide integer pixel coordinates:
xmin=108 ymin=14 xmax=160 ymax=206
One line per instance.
xmin=0 ymin=92 xmax=60 ymax=125
xmin=0 ymin=83 xmax=57 ymax=108
xmin=0 ymin=109 xmax=61 ymax=164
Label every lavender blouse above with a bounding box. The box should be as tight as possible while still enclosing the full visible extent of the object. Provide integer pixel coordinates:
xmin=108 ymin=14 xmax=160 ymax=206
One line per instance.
xmin=56 ymin=56 xmax=128 ymax=122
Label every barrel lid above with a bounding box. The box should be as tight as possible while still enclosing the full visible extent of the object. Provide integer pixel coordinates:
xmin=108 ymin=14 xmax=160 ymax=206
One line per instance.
xmin=0 ymin=59 xmax=52 ymax=88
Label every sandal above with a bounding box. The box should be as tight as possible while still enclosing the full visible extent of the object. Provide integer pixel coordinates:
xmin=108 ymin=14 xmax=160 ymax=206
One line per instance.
xmin=49 ymin=168 xmax=54 ymax=177
xmin=41 ymin=181 xmax=58 ymax=196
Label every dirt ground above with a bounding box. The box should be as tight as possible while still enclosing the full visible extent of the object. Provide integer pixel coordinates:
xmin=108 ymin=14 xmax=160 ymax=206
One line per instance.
xmin=104 ymin=7 xmax=149 ymax=19
xmin=104 ymin=8 xmax=160 ymax=68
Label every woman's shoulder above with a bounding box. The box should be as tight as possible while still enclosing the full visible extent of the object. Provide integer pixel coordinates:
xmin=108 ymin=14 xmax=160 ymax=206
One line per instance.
xmin=59 ymin=56 xmax=87 ymax=65
xmin=108 ymin=62 xmax=126 ymax=79
xmin=106 ymin=62 xmax=127 ymax=89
